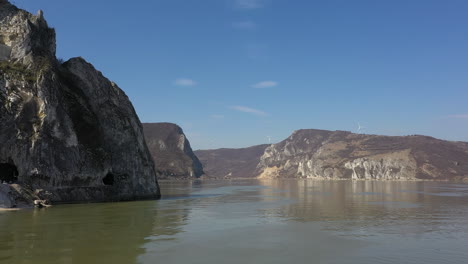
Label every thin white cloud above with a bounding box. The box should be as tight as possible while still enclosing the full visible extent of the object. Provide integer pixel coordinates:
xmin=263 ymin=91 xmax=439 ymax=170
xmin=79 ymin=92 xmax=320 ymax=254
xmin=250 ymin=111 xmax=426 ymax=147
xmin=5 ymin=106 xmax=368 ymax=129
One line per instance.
xmin=174 ymin=78 xmax=197 ymax=87
xmin=230 ymin=105 xmax=268 ymax=116
xmin=235 ymin=0 xmax=265 ymax=9
xmin=447 ymin=114 xmax=468 ymax=119
xmin=232 ymin=21 xmax=257 ymax=30
xmin=251 ymin=81 xmax=278 ymax=88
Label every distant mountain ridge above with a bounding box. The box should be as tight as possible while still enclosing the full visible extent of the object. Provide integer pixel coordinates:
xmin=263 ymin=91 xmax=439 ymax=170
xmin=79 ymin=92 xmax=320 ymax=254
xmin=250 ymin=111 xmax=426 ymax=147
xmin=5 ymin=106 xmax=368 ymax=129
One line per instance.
xmin=195 ymin=129 xmax=468 ymax=180
xmin=195 ymin=144 xmax=269 ymax=179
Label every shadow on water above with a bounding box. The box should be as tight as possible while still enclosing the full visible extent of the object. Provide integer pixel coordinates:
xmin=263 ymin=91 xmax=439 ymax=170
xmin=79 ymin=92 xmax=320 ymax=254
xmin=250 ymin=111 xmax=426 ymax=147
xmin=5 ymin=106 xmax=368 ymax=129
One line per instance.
xmin=0 ymin=180 xmax=272 ymax=264
xmin=0 ymin=199 xmax=190 ymax=264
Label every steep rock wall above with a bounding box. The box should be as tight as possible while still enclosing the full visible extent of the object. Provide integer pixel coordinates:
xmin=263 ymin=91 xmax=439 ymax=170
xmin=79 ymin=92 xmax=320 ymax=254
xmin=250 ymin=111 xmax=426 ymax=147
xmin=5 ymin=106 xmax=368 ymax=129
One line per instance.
xmin=143 ymin=123 xmax=204 ymax=178
xmin=0 ymin=1 xmax=160 ymax=207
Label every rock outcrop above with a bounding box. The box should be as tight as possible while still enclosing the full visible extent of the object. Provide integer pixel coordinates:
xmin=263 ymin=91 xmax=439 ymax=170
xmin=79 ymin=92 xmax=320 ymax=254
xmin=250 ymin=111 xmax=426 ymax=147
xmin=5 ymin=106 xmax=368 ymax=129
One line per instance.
xmin=197 ymin=129 xmax=468 ymax=180
xmin=143 ymin=123 xmax=204 ymax=179
xmin=0 ymin=1 xmax=160 ymax=208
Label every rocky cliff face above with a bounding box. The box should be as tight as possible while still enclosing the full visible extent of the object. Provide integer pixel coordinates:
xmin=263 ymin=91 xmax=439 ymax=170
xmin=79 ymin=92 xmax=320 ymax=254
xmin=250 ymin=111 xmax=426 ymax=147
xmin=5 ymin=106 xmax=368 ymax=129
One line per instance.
xmin=195 ymin=144 xmax=269 ymax=179
xmin=197 ymin=129 xmax=468 ymax=180
xmin=0 ymin=1 xmax=160 ymax=208
xmin=143 ymin=123 xmax=204 ymax=179
xmin=258 ymin=130 xmax=468 ymax=180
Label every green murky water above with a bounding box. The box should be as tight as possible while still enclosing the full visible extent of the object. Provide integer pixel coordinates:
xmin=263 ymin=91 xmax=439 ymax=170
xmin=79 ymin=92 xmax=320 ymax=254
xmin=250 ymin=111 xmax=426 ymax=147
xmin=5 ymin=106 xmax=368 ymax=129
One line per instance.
xmin=1 ymin=180 xmax=468 ymax=264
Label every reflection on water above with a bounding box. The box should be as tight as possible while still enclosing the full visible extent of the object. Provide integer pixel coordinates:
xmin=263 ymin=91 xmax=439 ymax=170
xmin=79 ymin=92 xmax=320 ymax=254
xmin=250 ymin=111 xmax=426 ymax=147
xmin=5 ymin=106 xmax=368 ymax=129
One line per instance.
xmin=0 ymin=200 xmax=188 ymax=264
xmin=1 ymin=180 xmax=468 ymax=264
xmin=258 ymin=180 xmax=468 ymax=236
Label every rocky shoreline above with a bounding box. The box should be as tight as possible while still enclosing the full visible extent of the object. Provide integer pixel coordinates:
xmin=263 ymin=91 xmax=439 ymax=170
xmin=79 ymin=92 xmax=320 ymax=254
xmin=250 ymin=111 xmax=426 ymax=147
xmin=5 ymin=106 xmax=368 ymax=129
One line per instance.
xmin=157 ymin=177 xmax=467 ymax=182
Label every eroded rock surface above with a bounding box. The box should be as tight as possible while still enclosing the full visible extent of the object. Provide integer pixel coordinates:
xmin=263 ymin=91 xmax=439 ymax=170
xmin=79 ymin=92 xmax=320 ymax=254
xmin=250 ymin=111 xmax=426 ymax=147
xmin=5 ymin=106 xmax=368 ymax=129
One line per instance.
xmin=197 ymin=129 xmax=468 ymax=180
xmin=0 ymin=1 xmax=160 ymax=207
xmin=258 ymin=130 xmax=468 ymax=180
xmin=143 ymin=123 xmax=204 ymax=178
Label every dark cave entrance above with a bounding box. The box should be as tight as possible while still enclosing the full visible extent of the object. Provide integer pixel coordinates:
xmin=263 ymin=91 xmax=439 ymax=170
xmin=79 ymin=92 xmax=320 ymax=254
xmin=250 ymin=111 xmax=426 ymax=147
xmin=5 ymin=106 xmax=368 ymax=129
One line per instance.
xmin=103 ymin=173 xmax=114 ymax=186
xmin=0 ymin=163 xmax=19 ymax=183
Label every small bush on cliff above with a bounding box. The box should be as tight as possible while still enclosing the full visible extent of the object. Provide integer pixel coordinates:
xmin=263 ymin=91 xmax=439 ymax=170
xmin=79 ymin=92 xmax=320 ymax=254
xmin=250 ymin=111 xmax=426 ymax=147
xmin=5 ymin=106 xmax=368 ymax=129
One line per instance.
xmin=0 ymin=56 xmax=54 ymax=83
xmin=0 ymin=60 xmax=35 ymax=82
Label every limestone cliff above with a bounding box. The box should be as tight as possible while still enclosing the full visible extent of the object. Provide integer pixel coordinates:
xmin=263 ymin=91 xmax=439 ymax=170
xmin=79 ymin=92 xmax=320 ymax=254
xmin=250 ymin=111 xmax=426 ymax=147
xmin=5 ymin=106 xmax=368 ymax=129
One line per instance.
xmin=143 ymin=123 xmax=204 ymax=178
xmin=0 ymin=1 xmax=160 ymax=208
xmin=258 ymin=130 xmax=468 ymax=180
xmin=197 ymin=129 xmax=468 ymax=180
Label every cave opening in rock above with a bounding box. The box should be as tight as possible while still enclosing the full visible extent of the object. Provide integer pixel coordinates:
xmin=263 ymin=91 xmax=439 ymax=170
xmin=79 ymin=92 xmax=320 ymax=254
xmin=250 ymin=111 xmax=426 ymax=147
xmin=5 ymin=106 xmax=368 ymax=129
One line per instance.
xmin=103 ymin=173 xmax=114 ymax=186
xmin=0 ymin=163 xmax=19 ymax=183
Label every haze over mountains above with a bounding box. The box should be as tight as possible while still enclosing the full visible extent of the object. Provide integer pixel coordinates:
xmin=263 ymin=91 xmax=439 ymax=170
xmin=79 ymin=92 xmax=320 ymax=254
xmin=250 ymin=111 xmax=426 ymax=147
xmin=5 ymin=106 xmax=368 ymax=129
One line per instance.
xmin=195 ymin=144 xmax=269 ymax=179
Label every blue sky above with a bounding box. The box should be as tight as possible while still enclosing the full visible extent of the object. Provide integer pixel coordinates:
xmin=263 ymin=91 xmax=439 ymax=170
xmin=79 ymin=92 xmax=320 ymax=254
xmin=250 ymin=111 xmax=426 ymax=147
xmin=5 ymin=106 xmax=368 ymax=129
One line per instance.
xmin=16 ymin=0 xmax=468 ymax=149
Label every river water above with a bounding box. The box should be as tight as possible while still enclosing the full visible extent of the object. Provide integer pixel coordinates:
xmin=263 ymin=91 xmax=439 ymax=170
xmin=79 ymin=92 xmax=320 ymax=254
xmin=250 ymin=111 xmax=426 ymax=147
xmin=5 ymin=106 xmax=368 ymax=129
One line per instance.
xmin=1 ymin=179 xmax=468 ymax=264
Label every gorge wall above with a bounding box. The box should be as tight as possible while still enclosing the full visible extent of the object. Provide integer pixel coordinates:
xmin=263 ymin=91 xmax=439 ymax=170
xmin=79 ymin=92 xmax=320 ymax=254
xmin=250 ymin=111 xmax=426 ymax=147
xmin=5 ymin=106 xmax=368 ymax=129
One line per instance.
xmin=143 ymin=123 xmax=204 ymax=179
xmin=0 ymin=1 xmax=160 ymax=208
xmin=197 ymin=129 xmax=468 ymax=181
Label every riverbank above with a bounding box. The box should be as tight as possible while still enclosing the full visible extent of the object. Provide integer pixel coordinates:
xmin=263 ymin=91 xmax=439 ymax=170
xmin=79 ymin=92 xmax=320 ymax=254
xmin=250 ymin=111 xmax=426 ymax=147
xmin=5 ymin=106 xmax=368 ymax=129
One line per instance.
xmin=158 ymin=177 xmax=468 ymax=182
